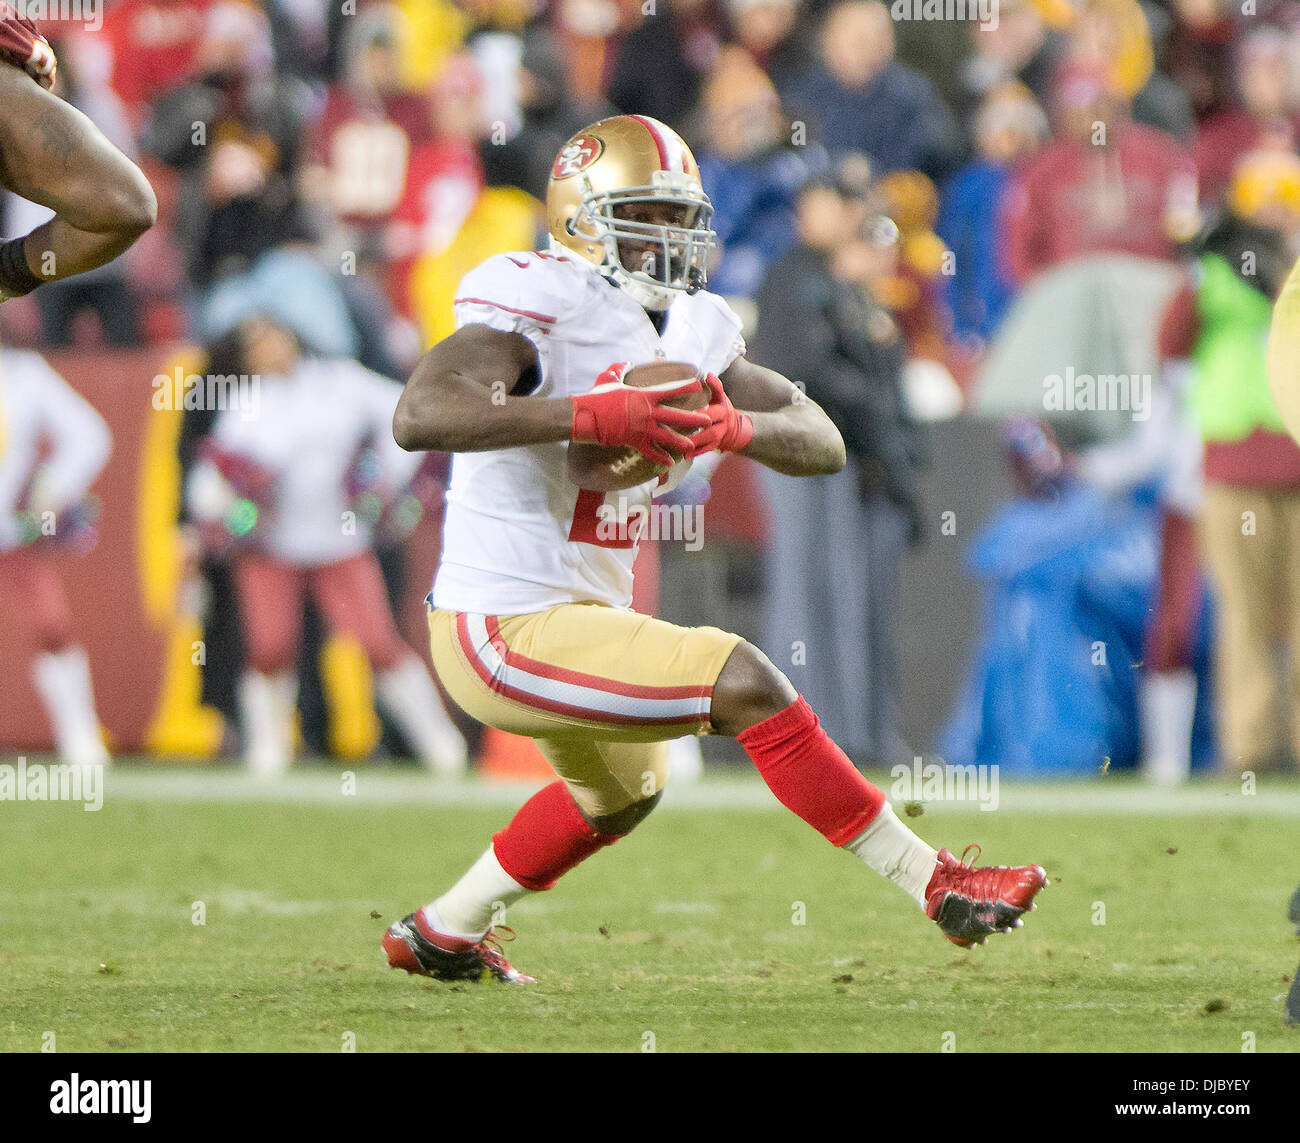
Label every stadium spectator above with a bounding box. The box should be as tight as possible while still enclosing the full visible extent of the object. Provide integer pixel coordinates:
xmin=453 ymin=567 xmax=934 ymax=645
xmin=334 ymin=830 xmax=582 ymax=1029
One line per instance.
xmin=143 ymin=0 xmax=313 ymax=290
xmin=185 ymin=313 xmax=467 ymax=777
xmin=779 ymin=0 xmax=962 ymax=183
xmin=102 ymin=0 xmax=211 ymax=127
xmin=548 ymin=0 xmax=626 ymax=105
xmin=390 ymin=54 xmax=540 ymax=345
xmin=1065 ymin=0 xmax=1195 ymax=145
xmin=265 ymin=0 xmax=332 ymax=83
xmin=1161 ymin=150 xmax=1300 ymax=774
xmin=869 ymin=169 xmax=958 ymax=371
xmin=606 ymin=0 xmax=727 ymax=136
xmin=304 ymin=5 xmax=430 ymax=255
xmin=937 ymin=81 xmax=1048 ymax=348
xmin=1001 ymin=60 xmax=1198 ymax=284
xmin=752 ymin=165 xmax=922 ymax=766
xmin=491 ymin=27 xmax=617 ymax=201
xmin=695 ymin=47 xmax=826 ymax=303
xmin=1195 ymin=25 xmax=1300 ymax=208
xmin=1161 ymin=0 xmax=1253 ymax=122
xmin=387 ymin=54 xmax=487 ymax=317
xmin=0 ymin=341 xmax=112 ymax=768
xmin=725 ymin=0 xmax=811 ymax=93
xmin=954 ymin=0 xmax=1063 ymax=147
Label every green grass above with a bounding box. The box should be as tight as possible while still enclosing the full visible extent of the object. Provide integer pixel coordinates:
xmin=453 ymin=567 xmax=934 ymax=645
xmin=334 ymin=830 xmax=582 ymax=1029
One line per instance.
xmin=1 ymin=767 xmax=1298 ymax=1052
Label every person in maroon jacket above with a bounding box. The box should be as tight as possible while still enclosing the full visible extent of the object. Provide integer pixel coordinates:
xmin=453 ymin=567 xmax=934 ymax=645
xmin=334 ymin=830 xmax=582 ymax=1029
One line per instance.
xmin=1000 ymin=61 xmax=1198 ymax=284
xmin=1195 ymin=25 xmax=1300 ymax=209
xmin=303 ymin=8 xmax=429 ymax=252
xmin=0 ymin=4 xmax=156 ymax=302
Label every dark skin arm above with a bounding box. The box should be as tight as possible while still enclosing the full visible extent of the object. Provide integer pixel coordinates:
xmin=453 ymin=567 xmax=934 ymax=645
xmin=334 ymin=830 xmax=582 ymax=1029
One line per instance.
xmin=0 ymin=66 xmax=157 ymax=285
xmin=717 ymin=354 xmax=847 ymax=476
xmin=393 ymin=324 xmax=573 ymax=452
xmin=394 ymin=323 xmax=846 ymax=477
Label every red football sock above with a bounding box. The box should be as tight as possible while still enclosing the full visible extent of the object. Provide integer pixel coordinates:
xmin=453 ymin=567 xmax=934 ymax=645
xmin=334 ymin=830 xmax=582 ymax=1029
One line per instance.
xmin=492 ymin=780 xmax=620 ymax=891
xmin=737 ymin=696 xmax=885 ymax=846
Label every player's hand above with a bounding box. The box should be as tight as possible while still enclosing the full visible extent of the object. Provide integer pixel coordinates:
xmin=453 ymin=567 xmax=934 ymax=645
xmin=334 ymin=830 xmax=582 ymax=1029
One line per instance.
xmin=570 ymin=362 xmax=712 ymax=468
xmin=685 ymin=372 xmax=754 ymax=458
xmin=0 ymin=6 xmax=58 ymax=89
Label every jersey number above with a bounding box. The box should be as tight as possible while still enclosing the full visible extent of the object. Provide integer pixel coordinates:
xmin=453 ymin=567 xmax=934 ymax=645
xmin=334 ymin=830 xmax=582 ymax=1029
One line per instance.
xmin=568 ymin=488 xmax=645 ymax=549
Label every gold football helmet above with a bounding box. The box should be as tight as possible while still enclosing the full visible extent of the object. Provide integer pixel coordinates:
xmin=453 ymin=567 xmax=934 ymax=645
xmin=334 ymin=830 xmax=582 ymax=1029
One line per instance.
xmin=547 ymin=115 xmax=715 ymax=310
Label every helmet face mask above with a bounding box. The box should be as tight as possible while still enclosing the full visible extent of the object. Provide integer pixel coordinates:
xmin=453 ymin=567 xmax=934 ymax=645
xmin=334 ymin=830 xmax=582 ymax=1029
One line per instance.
xmin=548 ymin=117 xmax=716 ymax=310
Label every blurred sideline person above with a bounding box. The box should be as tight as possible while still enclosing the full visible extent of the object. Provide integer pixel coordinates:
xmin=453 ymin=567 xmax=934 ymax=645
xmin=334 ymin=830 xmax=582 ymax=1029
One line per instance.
xmin=936 ymin=80 xmax=1049 ymax=348
xmin=186 ymin=315 xmax=467 ymax=777
xmin=1165 ymin=150 xmax=1300 ymax=773
xmin=1074 ymin=367 xmax=1206 ymax=782
xmin=0 ymin=8 xmax=156 ymax=303
xmin=0 ymin=340 xmax=111 ymax=766
xmin=752 ymin=165 xmax=922 ymax=766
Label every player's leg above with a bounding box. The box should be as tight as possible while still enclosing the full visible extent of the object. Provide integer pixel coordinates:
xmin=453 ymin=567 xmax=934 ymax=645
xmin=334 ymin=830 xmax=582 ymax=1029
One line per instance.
xmin=384 ymin=604 xmax=721 ymax=981
xmin=391 ymin=737 xmax=666 ymax=979
xmin=710 ymin=639 xmax=1047 ymax=947
xmin=0 ymin=548 xmax=108 ymax=766
xmin=387 ymin=603 xmax=1045 ymax=981
xmin=308 ymin=552 xmax=466 ymax=775
xmin=233 ymin=553 xmax=304 ymax=775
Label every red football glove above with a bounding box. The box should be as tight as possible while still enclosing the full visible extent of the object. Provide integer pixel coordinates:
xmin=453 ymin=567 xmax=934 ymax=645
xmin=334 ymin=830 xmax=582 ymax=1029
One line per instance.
xmin=571 ymin=362 xmax=712 ymax=468
xmin=686 ymin=372 xmax=754 ymax=458
xmin=0 ymin=3 xmax=57 ymax=89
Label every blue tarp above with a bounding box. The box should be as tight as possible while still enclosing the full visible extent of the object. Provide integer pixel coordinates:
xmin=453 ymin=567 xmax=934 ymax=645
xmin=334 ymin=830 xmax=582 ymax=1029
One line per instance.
xmin=939 ymin=481 xmax=1216 ymax=774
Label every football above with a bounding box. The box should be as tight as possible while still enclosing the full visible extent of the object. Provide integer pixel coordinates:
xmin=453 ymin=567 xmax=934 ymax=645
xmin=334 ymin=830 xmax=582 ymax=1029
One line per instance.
xmin=566 ymin=361 xmax=709 ymax=491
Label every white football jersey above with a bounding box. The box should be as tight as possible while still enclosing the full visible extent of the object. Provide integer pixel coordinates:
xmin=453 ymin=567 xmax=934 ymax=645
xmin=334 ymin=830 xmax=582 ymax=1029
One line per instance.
xmin=432 ymin=251 xmax=746 ymax=614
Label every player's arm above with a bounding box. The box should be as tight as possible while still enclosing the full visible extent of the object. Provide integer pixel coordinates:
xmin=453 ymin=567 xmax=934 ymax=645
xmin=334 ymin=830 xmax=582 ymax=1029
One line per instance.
xmin=0 ymin=66 xmax=156 ymax=298
xmin=697 ymin=355 xmax=846 ymax=477
xmin=393 ymin=324 xmax=709 ymax=463
xmin=393 ymin=325 xmax=573 ymax=452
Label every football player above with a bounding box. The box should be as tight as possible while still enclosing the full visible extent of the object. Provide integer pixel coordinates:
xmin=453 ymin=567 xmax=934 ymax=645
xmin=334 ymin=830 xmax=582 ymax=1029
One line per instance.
xmin=0 ymin=5 xmax=156 ymax=302
xmin=383 ymin=116 xmax=1047 ymax=983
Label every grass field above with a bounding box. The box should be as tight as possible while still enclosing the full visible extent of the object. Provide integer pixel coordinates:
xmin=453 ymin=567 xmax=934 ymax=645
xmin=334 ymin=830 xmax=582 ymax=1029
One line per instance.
xmin=2 ymin=764 xmax=1298 ymax=1053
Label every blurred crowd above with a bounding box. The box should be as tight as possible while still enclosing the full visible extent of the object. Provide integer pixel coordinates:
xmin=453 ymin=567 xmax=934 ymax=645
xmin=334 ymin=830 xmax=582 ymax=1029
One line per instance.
xmin=0 ymin=0 xmax=1291 ymax=364
xmin=5 ymin=0 xmax=1300 ymax=778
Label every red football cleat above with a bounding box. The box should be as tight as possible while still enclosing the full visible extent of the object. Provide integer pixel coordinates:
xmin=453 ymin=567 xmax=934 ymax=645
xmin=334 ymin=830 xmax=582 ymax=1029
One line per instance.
xmin=383 ymin=910 xmax=536 ymax=983
xmin=924 ymin=844 xmax=1048 ymax=948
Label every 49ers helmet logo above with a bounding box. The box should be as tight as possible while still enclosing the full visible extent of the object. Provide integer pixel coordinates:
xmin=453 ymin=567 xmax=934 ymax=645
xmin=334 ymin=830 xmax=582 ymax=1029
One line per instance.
xmin=551 ymin=134 xmax=605 ymax=180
